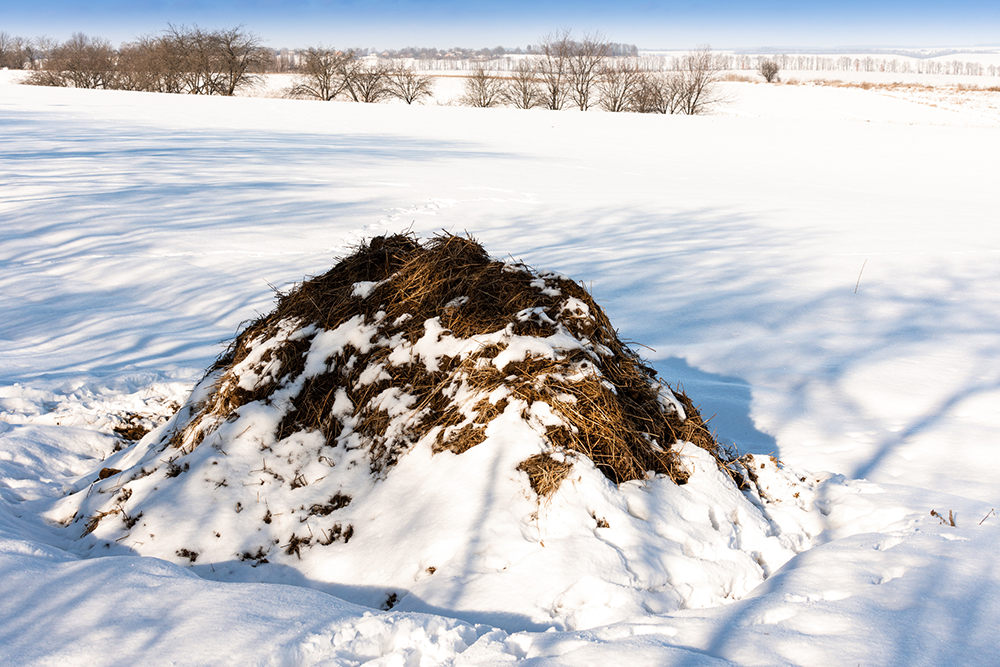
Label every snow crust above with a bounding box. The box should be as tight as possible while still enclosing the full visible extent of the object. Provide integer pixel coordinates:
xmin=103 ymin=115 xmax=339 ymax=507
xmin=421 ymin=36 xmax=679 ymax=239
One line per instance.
xmin=2 ymin=74 xmax=999 ymax=665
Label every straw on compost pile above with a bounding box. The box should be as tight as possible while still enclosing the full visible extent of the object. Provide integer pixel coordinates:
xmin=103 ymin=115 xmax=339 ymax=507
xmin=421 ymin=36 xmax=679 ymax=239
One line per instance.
xmin=166 ymin=232 xmax=722 ymax=494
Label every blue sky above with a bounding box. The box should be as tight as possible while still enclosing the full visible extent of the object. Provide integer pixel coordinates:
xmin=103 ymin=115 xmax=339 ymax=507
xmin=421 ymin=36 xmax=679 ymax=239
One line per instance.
xmin=3 ymin=0 xmax=999 ymax=50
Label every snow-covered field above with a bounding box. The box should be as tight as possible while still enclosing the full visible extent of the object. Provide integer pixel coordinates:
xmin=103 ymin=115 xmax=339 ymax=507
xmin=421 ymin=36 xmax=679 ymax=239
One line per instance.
xmin=2 ymin=71 xmax=1000 ymax=666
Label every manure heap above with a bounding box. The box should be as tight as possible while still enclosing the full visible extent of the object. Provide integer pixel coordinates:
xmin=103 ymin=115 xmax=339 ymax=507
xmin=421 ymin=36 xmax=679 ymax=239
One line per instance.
xmin=61 ymin=234 xmax=820 ymax=630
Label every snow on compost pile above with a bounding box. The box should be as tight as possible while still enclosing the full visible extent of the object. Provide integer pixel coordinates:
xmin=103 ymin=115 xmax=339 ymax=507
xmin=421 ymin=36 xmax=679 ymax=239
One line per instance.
xmin=0 ymin=373 xmax=191 ymax=439
xmin=53 ymin=233 xmax=825 ymax=631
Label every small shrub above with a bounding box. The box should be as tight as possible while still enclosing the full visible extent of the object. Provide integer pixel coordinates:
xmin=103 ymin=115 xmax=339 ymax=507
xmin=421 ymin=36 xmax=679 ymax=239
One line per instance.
xmin=758 ymin=59 xmax=780 ymax=83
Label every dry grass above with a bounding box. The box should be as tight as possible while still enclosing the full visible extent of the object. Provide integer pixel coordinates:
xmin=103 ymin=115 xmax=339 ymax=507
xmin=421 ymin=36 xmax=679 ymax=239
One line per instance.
xmin=956 ymin=83 xmax=1000 ymax=92
xmin=112 ymin=414 xmax=151 ymax=441
xmin=169 ymin=233 xmax=728 ymax=496
xmin=518 ymin=453 xmax=575 ymax=497
xmin=782 ymin=78 xmax=1000 ymax=94
xmin=720 ymin=73 xmax=758 ymax=83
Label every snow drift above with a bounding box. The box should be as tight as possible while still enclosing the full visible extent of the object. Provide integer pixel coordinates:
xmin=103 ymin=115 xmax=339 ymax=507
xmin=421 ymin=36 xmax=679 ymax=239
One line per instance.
xmin=56 ymin=233 xmax=820 ymax=630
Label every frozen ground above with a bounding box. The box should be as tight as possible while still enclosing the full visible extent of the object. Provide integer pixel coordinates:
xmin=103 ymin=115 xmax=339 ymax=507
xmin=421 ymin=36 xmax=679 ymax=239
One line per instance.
xmin=2 ymin=71 xmax=1000 ymax=666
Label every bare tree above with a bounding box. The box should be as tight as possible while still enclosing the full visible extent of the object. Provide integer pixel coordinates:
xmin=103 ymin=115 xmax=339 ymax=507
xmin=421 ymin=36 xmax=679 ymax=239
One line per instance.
xmin=629 ymin=71 xmax=667 ymax=114
xmin=18 ymin=25 xmax=272 ymax=96
xmin=114 ymin=32 xmax=191 ymax=93
xmin=158 ymin=24 xmax=266 ymax=96
xmin=290 ymin=47 xmax=354 ymax=100
xmin=0 ymin=33 xmax=48 ymax=71
xmin=758 ymin=59 xmax=780 ymax=83
xmin=166 ymin=24 xmax=222 ymax=95
xmin=25 ymin=37 xmax=57 ymax=71
xmin=145 ymin=33 xmax=189 ymax=93
xmin=535 ymin=30 xmax=573 ymax=110
xmin=596 ymin=59 xmax=646 ymax=112
xmin=625 ymin=66 xmax=691 ymax=115
xmin=0 ymin=32 xmax=20 ymax=69
xmin=25 ymin=33 xmax=117 ymax=89
xmin=629 ymin=72 xmax=661 ymax=114
xmin=502 ymin=58 xmax=543 ymax=109
xmin=386 ymin=61 xmax=435 ymax=104
xmin=460 ymin=63 xmax=506 ymax=107
xmin=342 ymin=58 xmax=393 ymax=103
xmin=116 ymin=37 xmax=161 ymax=92
xmin=674 ymin=46 xmax=725 ymax=115
xmin=212 ymin=25 xmax=270 ymax=96
xmin=568 ymin=32 xmax=610 ymax=110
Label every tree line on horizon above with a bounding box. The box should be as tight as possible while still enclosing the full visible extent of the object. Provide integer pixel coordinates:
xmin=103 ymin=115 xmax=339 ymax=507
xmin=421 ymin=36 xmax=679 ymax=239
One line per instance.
xmin=14 ymin=24 xmax=995 ymax=116
xmin=3 ymin=27 xmax=276 ymax=95
xmin=0 ymin=27 xmax=637 ymax=76
xmin=377 ymin=42 xmax=639 ymax=60
xmin=0 ymin=25 xmax=733 ymax=114
xmin=737 ymin=52 xmax=999 ymax=77
xmin=4 ymin=26 xmax=996 ymax=84
xmin=453 ymin=32 xmax=730 ymax=114
xmin=287 ymin=31 xmax=737 ymax=113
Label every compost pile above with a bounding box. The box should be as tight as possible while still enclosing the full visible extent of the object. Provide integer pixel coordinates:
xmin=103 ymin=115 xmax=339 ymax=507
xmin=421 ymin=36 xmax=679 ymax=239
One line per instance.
xmin=63 ymin=233 xmax=801 ymax=629
xmin=161 ymin=233 xmax=719 ymax=492
xmin=208 ymin=233 xmax=716 ymax=485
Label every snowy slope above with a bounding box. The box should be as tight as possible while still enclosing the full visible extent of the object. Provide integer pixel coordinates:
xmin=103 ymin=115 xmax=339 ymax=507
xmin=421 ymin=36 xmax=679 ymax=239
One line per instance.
xmin=2 ymin=76 xmax=999 ymax=666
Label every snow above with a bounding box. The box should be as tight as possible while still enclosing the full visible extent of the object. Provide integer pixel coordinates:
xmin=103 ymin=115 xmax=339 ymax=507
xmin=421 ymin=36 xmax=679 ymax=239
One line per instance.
xmin=2 ymin=70 xmax=1000 ymax=666
xmin=718 ymin=80 xmax=1000 ymax=126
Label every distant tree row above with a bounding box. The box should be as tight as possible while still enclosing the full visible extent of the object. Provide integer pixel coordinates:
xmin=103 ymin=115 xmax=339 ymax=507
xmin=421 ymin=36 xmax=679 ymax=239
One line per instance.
xmin=726 ymin=52 xmax=1000 ymax=77
xmin=289 ymin=49 xmax=436 ymax=104
xmin=456 ymin=33 xmax=725 ymax=115
xmin=5 ymin=25 xmax=726 ymax=113
xmin=9 ymin=26 xmax=272 ymax=95
xmin=288 ymin=33 xmax=725 ymax=114
xmin=7 ymin=27 xmax=998 ymax=86
xmin=1 ymin=28 xmax=638 ymax=75
xmin=375 ymin=42 xmax=639 ymax=60
xmin=0 ymin=32 xmax=51 ymax=70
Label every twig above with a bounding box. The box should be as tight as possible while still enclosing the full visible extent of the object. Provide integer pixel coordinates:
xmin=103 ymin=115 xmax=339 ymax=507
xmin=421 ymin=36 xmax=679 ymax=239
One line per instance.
xmin=931 ymin=509 xmax=957 ymax=526
xmin=624 ymin=340 xmax=657 ymax=353
xmin=855 ymin=259 xmax=868 ymax=294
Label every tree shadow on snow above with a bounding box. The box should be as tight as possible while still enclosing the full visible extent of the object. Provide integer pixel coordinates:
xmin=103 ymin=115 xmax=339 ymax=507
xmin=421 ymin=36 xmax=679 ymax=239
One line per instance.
xmin=655 ymin=357 xmax=778 ymax=457
xmin=0 ymin=109 xmax=515 ymax=383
